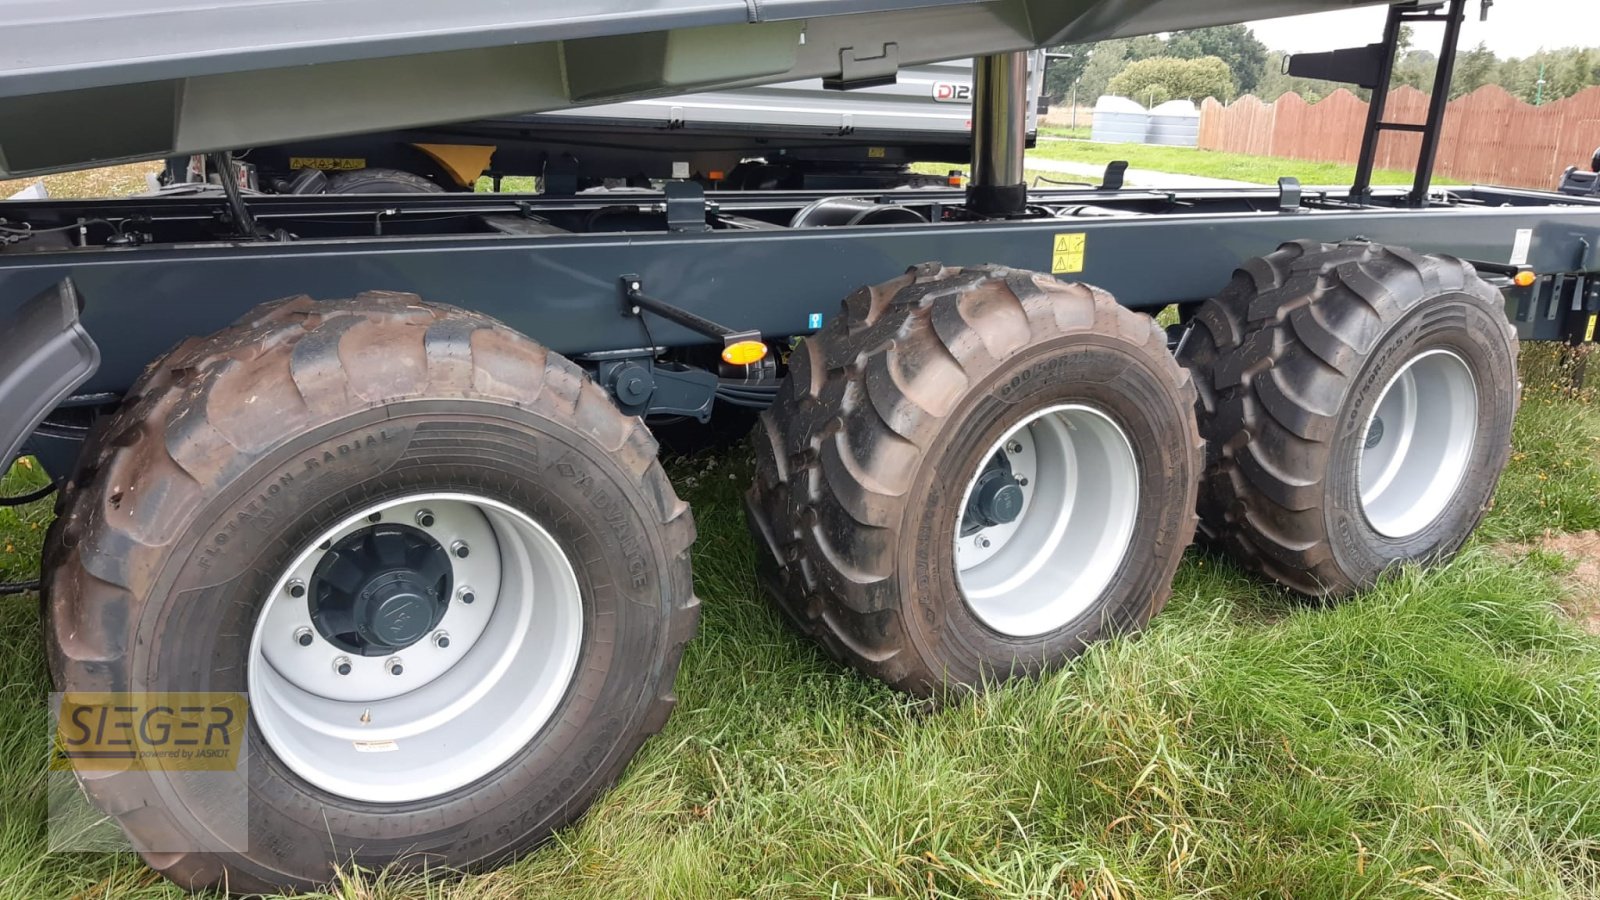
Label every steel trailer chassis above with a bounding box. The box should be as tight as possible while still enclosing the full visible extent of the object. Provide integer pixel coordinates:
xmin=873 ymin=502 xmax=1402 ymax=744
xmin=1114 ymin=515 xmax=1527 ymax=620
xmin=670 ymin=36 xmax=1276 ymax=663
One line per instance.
xmin=4 ymin=178 xmax=1598 ymax=476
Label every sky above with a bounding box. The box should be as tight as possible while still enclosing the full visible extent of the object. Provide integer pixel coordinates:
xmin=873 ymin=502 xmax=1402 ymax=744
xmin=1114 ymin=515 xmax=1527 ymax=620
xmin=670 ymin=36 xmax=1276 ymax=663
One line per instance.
xmin=1247 ymin=0 xmax=1592 ymax=57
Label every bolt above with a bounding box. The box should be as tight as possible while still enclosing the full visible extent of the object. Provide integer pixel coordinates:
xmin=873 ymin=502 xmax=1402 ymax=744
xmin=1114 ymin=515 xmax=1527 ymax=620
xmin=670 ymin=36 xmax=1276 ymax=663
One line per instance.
xmin=368 ymin=512 xmax=382 ymax=523
xmin=1007 ymin=440 xmax=1023 ymax=454
xmin=978 ymin=536 xmax=992 ymax=549
xmin=415 ymin=508 xmax=435 ymax=528
xmin=631 ymin=281 xmax=641 ymax=291
xmin=294 ymin=626 xmax=313 ymax=647
xmin=387 ymin=658 xmax=404 ymax=676
xmin=433 ymin=631 xmax=451 ymax=649
xmin=287 ymin=579 xmax=306 ymax=599
xmin=1017 ymin=477 xmax=1029 ymax=487
xmin=333 ymin=656 xmax=352 ymax=676
xmin=452 ymin=540 xmax=470 ymax=559
xmin=458 ymin=585 xmax=476 ymax=604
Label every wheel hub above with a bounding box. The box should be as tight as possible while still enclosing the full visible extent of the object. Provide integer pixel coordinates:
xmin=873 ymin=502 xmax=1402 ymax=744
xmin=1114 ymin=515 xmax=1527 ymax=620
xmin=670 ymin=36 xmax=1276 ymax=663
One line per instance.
xmin=250 ymin=493 xmax=585 ymax=803
xmin=954 ymin=405 xmax=1140 ymax=638
xmin=962 ymin=454 xmax=1025 ymax=534
xmin=310 ymin=524 xmax=451 ymax=655
xmin=1358 ymin=349 xmax=1478 ymax=538
xmin=1364 ymin=416 xmax=1385 ymax=450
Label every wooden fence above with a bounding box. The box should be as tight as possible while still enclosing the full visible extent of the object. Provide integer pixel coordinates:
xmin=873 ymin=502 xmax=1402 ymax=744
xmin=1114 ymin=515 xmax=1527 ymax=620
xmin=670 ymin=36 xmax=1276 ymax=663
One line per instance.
xmin=1198 ymin=85 xmax=1600 ymax=189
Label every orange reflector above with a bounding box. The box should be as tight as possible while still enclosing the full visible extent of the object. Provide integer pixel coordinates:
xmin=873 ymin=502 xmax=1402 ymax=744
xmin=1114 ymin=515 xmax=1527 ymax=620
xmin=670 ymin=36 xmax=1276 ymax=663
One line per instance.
xmin=1514 ymin=270 xmax=1537 ymax=288
xmin=721 ymin=340 xmax=769 ymax=366
xmin=708 ymin=170 xmax=726 ymax=182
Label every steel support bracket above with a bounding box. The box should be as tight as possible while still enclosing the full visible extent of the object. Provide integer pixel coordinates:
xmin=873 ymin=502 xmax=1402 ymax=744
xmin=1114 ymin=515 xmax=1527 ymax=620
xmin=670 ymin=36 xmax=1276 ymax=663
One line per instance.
xmin=662 ymin=181 xmax=711 ymax=233
xmin=1100 ymin=161 xmax=1128 ymax=191
xmin=620 ymin=275 xmax=761 ymax=353
xmin=824 ymin=43 xmax=899 ymax=91
xmin=1278 ymin=177 xmax=1303 ymax=212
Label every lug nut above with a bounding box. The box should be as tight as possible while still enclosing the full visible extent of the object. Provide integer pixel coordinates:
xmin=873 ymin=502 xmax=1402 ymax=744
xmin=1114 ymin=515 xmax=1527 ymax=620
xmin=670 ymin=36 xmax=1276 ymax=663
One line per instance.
xmin=333 ymin=656 xmax=352 ymax=676
xmin=387 ymin=658 xmax=404 ymax=676
xmin=452 ymin=540 xmax=470 ymax=559
xmin=1007 ymin=440 xmax=1023 ymax=454
xmin=368 ymin=512 xmax=382 ymax=523
xmin=415 ymin=509 xmax=436 ymax=528
xmin=433 ymin=631 xmax=451 ymax=649
xmin=1017 ymin=477 xmax=1029 ymax=487
xmin=294 ymin=626 xmax=313 ymax=647
xmin=287 ymin=579 xmax=306 ymax=598
xmin=457 ymin=585 xmax=475 ymax=604
xmin=978 ymin=536 xmax=992 ymax=549
xmin=318 ymin=540 xmax=332 ymax=551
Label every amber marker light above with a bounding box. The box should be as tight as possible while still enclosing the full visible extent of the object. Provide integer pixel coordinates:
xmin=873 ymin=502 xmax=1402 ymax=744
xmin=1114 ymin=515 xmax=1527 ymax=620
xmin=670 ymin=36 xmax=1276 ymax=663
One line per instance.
xmin=722 ymin=340 xmax=769 ymax=366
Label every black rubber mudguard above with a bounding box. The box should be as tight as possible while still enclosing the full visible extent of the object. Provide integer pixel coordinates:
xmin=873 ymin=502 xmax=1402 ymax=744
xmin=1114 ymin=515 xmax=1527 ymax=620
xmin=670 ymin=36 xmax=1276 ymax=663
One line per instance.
xmin=0 ymin=279 xmax=99 ymax=467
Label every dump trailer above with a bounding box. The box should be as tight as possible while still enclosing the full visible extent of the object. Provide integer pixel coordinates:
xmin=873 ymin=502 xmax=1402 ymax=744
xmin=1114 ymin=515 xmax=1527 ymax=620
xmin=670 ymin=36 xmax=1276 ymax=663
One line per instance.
xmin=2 ymin=0 xmax=1597 ymax=893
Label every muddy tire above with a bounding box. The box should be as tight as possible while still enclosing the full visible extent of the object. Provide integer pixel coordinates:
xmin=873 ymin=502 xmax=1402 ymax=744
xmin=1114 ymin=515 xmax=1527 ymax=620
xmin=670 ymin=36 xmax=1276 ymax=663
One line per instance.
xmin=745 ymin=264 xmax=1202 ymax=696
xmin=43 ymin=293 xmax=698 ymax=892
xmin=1177 ymin=240 xmax=1519 ymax=596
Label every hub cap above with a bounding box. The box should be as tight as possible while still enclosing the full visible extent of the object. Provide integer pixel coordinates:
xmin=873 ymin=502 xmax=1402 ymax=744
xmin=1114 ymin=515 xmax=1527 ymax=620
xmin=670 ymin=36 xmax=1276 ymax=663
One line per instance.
xmin=248 ymin=493 xmax=583 ymax=803
xmin=1358 ymin=349 xmax=1479 ymax=538
xmin=955 ymin=404 xmax=1140 ymax=637
xmin=310 ymin=524 xmax=451 ymax=655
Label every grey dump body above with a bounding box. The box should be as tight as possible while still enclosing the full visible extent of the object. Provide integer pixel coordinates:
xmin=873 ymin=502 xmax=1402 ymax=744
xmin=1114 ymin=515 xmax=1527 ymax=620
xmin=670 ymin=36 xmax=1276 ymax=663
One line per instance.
xmin=1 ymin=0 xmax=1385 ymax=177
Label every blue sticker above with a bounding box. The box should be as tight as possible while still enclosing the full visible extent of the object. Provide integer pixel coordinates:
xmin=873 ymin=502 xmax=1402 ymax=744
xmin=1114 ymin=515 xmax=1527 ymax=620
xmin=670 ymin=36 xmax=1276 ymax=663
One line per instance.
xmin=808 ymin=313 xmax=823 ymax=329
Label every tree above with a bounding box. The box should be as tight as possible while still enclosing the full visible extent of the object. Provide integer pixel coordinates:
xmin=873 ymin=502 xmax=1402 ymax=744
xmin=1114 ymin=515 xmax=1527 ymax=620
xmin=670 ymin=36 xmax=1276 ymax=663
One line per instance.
xmin=1075 ymin=35 xmax=1166 ymax=104
xmin=1107 ymin=56 xmax=1237 ymax=105
xmin=1042 ymin=45 xmax=1090 ymax=103
xmin=1165 ymin=24 xmax=1268 ymax=93
xmin=1450 ymin=42 xmax=1499 ymax=98
xmin=1549 ymin=48 xmax=1597 ymax=100
xmin=1393 ymin=48 xmax=1438 ymax=95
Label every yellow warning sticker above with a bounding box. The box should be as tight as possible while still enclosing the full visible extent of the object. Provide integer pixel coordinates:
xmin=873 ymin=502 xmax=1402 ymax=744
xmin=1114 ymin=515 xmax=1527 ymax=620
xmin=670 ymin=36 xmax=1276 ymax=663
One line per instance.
xmin=867 ymin=146 xmax=887 ymax=159
xmin=289 ymin=157 xmax=366 ymax=171
xmin=1587 ymin=314 xmax=1597 ymax=343
xmin=1051 ymin=233 xmax=1086 ymax=274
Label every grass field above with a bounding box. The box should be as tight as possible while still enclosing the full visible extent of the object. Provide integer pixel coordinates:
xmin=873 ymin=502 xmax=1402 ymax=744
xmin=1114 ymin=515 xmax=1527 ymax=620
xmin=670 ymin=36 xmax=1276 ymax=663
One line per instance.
xmin=1039 ymin=125 xmax=1093 ymax=141
xmin=2 ymin=341 xmax=1599 ymax=897
xmin=1028 ymin=140 xmax=1463 ymax=188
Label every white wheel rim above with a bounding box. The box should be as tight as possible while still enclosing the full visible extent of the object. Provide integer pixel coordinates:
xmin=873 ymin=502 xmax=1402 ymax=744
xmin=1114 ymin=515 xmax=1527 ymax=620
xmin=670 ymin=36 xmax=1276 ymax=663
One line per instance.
xmin=955 ymin=404 xmax=1140 ymax=638
xmin=1358 ymin=349 xmax=1479 ymax=539
xmin=248 ymin=492 xmax=583 ymax=803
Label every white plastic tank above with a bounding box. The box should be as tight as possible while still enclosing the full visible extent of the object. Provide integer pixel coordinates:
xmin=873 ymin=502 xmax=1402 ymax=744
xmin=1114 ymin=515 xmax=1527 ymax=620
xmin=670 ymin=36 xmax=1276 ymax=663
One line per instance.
xmin=1148 ymin=99 xmax=1200 ymax=147
xmin=1090 ymin=95 xmax=1150 ymax=144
